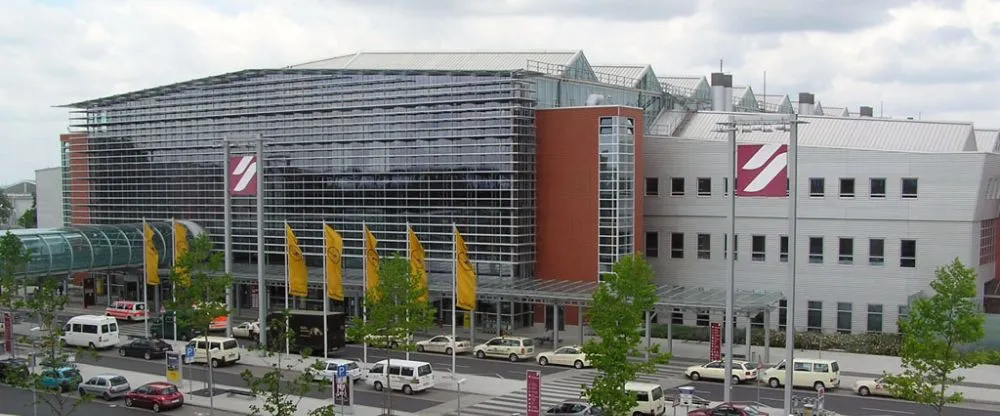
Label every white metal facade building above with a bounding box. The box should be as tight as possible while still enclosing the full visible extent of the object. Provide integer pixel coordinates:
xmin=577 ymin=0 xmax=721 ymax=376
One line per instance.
xmin=643 ymin=110 xmax=1000 ymax=333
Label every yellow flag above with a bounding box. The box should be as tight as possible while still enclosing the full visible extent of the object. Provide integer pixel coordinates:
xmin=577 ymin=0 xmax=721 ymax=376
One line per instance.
xmin=173 ymin=221 xmax=190 ymax=287
xmin=143 ymin=222 xmax=160 ymax=286
xmin=324 ymin=224 xmax=344 ymax=301
xmin=364 ymin=225 xmax=380 ymax=296
xmin=285 ymin=224 xmax=309 ymax=297
xmin=455 ymin=227 xmax=477 ymax=311
xmin=408 ymin=227 xmax=428 ymax=302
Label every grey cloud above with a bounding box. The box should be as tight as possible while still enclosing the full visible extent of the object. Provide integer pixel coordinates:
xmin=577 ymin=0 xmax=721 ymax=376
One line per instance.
xmin=334 ymin=0 xmax=699 ymax=21
xmin=860 ymin=25 xmax=998 ymax=85
xmin=708 ymin=0 xmax=913 ymax=34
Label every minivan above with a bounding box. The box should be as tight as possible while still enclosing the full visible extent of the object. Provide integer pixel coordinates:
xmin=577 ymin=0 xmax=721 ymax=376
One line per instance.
xmin=762 ymin=358 xmax=841 ymax=391
xmin=625 ymin=381 xmax=666 ymax=416
xmin=365 ymin=359 xmax=434 ymax=395
xmin=60 ymin=315 xmax=120 ymax=349
xmin=184 ymin=336 xmax=241 ymax=368
xmin=473 ymin=336 xmax=536 ymax=362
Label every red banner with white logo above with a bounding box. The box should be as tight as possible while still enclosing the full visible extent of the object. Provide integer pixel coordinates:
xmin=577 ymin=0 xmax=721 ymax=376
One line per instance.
xmin=229 ymin=155 xmax=258 ymax=196
xmin=526 ymin=370 xmax=541 ymax=416
xmin=710 ymin=322 xmax=722 ymax=361
xmin=736 ymin=144 xmax=788 ymax=197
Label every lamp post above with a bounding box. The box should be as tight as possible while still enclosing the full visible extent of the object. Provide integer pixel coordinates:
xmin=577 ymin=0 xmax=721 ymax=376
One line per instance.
xmin=456 ymin=378 xmax=467 ymax=416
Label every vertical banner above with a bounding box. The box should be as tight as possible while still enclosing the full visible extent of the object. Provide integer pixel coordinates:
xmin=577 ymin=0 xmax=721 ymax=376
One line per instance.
xmin=143 ymin=222 xmax=160 ymax=286
xmin=229 ymin=155 xmax=259 ymax=196
xmin=710 ymin=322 xmax=722 ymax=361
xmin=285 ymin=224 xmax=309 ymax=297
xmin=454 ymin=227 xmax=477 ymax=311
xmin=324 ymin=225 xmax=344 ymax=301
xmin=736 ymin=144 xmax=789 ymax=197
xmin=526 ymin=370 xmax=541 ymax=416
xmin=165 ymin=351 xmax=182 ymax=383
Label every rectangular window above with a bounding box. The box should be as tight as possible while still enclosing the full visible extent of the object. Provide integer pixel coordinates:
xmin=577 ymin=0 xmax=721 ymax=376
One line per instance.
xmin=696 ymin=233 xmax=711 ymax=260
xmin=809 ymin=237 xmax=824 ymax=264
xmin=696 ymin=313 xmax=709 ymax=327
xmin=809 ymin=178 xmax=825 ymax=197
xmin=869 ymin=238 xmax=885 ymax=265
xmin=671 ymin=308 xmax=683 ymax=325
xmin=900 ymin=239 xmax=916 ymax=268
xmin=779 ymin=235 xmax=788 ymax=263
xmin=980 ymin=219 xmax=996 ymax=265
xmin=838 ymin=238 xmax=854 ymax=264
xmin=778 ymin=299 xmax=787 ymax=332
xmin=839 ymin=178 xmax=855 ymax=198
xmin=671 ymin=177 xmax=685 ymax=196
xmin=898 ymin=305 xmax=910 ymax=323
xmin=836 ymin=302 xmax=852 ymax=334
xmin=722 ymin=177 xmax=729 ymax=196
xmin=724 ymin=234 xmax=738 ymax=260
xmin=645 ymin=232 xmax=658 ymax=258
xmin=870 ymin=178 xmax=886 ymax=198
xmin=697 ymin=177 xmax=712 ymax=196
xmin=867 ymin=304 xmax=884 ymax=332
xmin=670 ymin=233 xmax=684 ymax=259
xmin=901 ymin=178 xmax=919 ymax=198
xmin=751 ymin=235 xmax=766 ymax=262
xmin=807 ymin=301 xmax=823 ymax=332
xmin=645 ymin=177 xmax=659 ymax=196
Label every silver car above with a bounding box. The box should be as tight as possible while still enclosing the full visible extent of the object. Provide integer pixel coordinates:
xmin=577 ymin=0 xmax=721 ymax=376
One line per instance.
xmin=78 ymin=374 xmax=131 ymax=400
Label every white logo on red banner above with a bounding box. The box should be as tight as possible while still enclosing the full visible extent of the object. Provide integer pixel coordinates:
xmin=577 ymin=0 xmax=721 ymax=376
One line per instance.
xmin=230 ymin=155 xmax=258 ymax=196
xmin=736 ymin=144 xmax=788 ymax=197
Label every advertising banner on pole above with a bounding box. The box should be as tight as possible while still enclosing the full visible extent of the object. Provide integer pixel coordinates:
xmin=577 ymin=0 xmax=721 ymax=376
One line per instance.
xmin=526 ymin=370 xmax=541 ymax=416
xmin=710 ymin=322 xmax=722 ymax=361
xmin=165 ymin=351 xmax=183 ymax=383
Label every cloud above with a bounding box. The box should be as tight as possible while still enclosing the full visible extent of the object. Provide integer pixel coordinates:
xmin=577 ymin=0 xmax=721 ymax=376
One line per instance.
xmin=0 ymin=0 xmax=999 ymax=186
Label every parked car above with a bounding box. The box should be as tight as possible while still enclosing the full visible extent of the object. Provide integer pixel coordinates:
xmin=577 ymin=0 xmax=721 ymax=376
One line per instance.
xmin=232 ymin=321 xmax=260 ymax=339
xmin=537 ymin=345 xmax=590 ymax=369
xmin=307 ymin=358 xmax=363 ymax=383
xmin=40 ymin=366 xmax=83 ymax=392
xmin=78 ymin=374 xmax=131 ymax=400
xmin=0 ymin=358 xmax=29 ymax=383
xmin=546 ymin=399 xmax=604 ymax=415
xmin=473 ymin=336 xmax=536 ymax=362
xmin=118 ymin=337 xmax=173 ymax=360
xmin=687 ymin=403 xmax=769 ymax=416
xmin=684 ymin=360 xmax=758 ymax=384
xmin=125 ymin=382 xmax=184 ymax=413
xmin=415 ymin=335 xmax=472 ymax=355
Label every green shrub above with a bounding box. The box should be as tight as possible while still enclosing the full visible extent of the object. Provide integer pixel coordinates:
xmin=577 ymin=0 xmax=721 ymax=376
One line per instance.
xmin=649 ymin=324 xmax=903 ymax=356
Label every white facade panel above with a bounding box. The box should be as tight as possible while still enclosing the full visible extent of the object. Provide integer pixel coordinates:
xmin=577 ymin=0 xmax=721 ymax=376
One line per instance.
xmin=35 ymin=167 xmax=64 ymax=229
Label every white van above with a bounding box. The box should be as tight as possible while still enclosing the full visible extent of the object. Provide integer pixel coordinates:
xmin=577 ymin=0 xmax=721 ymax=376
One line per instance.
xmin=762 ymin=358 xmax=841 ymax=391
xmin=60 ymin=315 xmax=120 ymax=349
xmin=184 ymin=336 xmax=242 ymax=368
xmin=625 ymin=381 xmax=666 ymax=416
xmin=365 ymin=359 xmax=434 ymax=395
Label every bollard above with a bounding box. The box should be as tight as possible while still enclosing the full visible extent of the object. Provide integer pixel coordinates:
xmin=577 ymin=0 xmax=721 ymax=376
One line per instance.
xmin=803 ymin=404 xmax=814 ymax=416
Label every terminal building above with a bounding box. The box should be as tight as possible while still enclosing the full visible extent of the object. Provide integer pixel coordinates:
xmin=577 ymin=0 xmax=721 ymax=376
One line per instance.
xmin=27 ymin=50 xmax=1000 ymax=334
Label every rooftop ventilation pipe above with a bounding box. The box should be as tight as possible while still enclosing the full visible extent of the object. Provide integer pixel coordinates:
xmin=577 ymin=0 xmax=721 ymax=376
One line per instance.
xmin=711 ymin=73 xmax=726 ymax=111
xmin=797 ymin=93 xmax=815 ymax=116
xmin=723 ymin=75 xmax=734 ymax=112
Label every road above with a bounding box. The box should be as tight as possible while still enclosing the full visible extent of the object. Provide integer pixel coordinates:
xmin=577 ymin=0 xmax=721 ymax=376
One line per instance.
xmin=686 ymin=380 xmax=999 ymax=416
xmin=0 ymin=384 xmax=243 ymax=416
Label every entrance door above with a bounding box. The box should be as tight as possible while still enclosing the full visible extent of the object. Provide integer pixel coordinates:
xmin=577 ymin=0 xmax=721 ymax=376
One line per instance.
xmin=545 ymin=305 xmax=565 ymax=331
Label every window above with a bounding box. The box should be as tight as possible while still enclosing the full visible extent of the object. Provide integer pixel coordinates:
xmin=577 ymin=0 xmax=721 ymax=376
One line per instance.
xmin=671 ymin=177 xmax=685 ymax=196
xmin=839 ymin=178 xmax=855 ymax=197
xmin=722 ymin=177 xmax=729 ymax=196
xmin=645 ymin=232 xmax=658 ymax=258
xmin=900 ymin=240 xmax=916 ymax=267
xmin=778 ymin=299 xmax=788 ymax=331
xmin=671 ymin=308 xmax=683 ymax=325
xmin=838 ymin=238 xmax=854 ymax=264
xmin=696 ymin=312 xmax=709 ymax=327
xmin=724 ymin=234 xmax=738 ymax=260
xmin=809 ymin=237 xmax=824 ymax=263
xmin=837 ymin=302 xmax=852 ymax=334
xmin=670 ymin=233 xmax=684 ymax=259
xmin=809 ymin=178 xmax=825 ymax=197
xmin=867 ymin=304 xmax=884 ymax=332
xmin=870 ymin=178 xmax=886 ymax=198
xmin=645 ymin=177 xmax=659 ymax=196
xmin=697 ymin=177 xmax=712 ymax=196
xmin=779 ymin=235 xmax=788 ymax=262
xmin=980 ymin=219 xmax=996 ymax=265
xmin=751 ymin=235 xmax=766 ymax=262
xmin=898 ymin=305 xmax=910 ymax=323
xmin=807 ymin=301 xmax=823 ymax=332
xmin=696 ymin=233 xmax=711 ymax=259
xmin=869 ymin=238 xmax=885 ymax=265
xmin=901 ymin=178 xmax=918 ymax=198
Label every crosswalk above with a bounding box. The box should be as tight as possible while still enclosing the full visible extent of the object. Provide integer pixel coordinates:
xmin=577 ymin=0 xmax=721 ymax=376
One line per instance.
xmin=444 ymin=363 xmax=690 ymax=416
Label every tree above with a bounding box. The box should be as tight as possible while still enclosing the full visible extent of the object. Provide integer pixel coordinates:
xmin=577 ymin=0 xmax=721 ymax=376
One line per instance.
xmin=582 ymin=254 xmax=671 ymax=415
xmin=883 ymin=258 xmax=987 ymax=416
xmin=347 ymin=254 xmax=435 ymax=415
xmin=0 ymin=231 xmax=31 ymax=358
xmin=241 ymin=309 xmax=336 ymax=416
xmin=0 ymin=191 xmax=13 ymax=225
xmin=17 ymin=194 xmax=37 ymax=228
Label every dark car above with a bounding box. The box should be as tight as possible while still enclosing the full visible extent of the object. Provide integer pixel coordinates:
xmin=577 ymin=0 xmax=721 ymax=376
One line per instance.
xmin=125 ymin=382 xmax=184 ymax=413
xmin=688 ymin=403 xmax=769 ymax=416
xmin=119 ymin=337 xmax=173 ymax=360
xmin=0 ymin=358 xmax=30 ymax=383
xmin=546 ymin=400 xmax=604 ymax=415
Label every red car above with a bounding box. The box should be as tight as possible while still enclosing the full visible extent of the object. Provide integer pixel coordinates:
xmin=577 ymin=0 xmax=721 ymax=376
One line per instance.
xmin=687 ymin=403 xmax=769 ymax=416
xmin=125 ymin=382 xmax=184 ymax=413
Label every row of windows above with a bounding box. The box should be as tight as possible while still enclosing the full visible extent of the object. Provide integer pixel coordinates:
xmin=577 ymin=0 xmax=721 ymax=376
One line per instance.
xmin=980 ymin=219 xmax=996 ymax=265
xmin=645 ymin=232 xmax=918 ymax=268
xmin=671 ymin=301 xmax=907 ymax=334
xmin=646 ymin=176 xmax=920 ymax=199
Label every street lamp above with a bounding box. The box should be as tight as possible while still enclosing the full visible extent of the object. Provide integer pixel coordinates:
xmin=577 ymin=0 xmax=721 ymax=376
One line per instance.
xmin=456 ymin=378 xmax=468 ymax=416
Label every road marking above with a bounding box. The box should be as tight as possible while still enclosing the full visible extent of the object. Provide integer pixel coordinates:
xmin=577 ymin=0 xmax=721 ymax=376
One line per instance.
xmin=861 ymin=408 xmax=914 ymax=415
xmin=495 ymin=373 xmax=505 ymax=379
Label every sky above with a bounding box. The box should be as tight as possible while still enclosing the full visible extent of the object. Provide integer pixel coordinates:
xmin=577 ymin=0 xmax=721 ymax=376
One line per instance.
xmin=2 ymin=0 xmax=999 ymax=186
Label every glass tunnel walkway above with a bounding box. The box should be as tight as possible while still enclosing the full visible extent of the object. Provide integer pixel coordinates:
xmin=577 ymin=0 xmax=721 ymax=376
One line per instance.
xmin=4 ymin=221 xmax=204 ymax=277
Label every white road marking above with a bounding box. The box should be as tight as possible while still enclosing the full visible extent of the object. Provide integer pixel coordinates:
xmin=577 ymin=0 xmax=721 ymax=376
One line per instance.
xmin=495 ymin=373 xmax=505 ymax=379
xmin=861 ymin=408 xmax=914 ymax=415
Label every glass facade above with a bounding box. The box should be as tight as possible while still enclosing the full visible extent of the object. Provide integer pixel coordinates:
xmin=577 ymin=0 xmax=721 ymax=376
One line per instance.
xmin=598 ymin=116 xmax=636 ymax=273
xmin=65 ymin=70 xmax=538 ymax=280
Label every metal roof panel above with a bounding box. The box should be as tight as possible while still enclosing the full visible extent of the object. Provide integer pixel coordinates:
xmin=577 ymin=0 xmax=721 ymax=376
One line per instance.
xmin=975 ymin=129 xmax=1000 ymax=153
xmin=289 ymin=51 xmax=581 ymax=73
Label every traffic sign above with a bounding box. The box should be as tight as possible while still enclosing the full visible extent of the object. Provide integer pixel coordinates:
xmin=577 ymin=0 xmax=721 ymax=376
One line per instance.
xmin=185 ymin=345 xmax=196 ymax=362
xmin=526 ymin=370 xmax=541 ymax=416
xmin=337 ymin=365 xmax=348 ymax=378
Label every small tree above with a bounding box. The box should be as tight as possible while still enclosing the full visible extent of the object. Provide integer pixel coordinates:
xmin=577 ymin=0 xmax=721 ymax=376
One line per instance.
xmin=0 ymin=191 xmax=13 ymax=225
xmin=582 ymin=254 xmax=671 ymax=415
xmin=883 ymin=258 xmax=987 ymax=416
xmin=347 ymin=255 xmax=435 ymax=415
xmin=17 ymin=194 xmax=37 ymax=228
xmin=0 ymin=231 xmax=31 ymax=358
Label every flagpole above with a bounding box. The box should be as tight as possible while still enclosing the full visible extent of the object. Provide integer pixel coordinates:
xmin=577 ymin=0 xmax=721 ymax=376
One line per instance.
xmin=284 ymin=220 xmax=290 ymax=355
xmin=171 ymin=218 xmax=178 ymax=342
xmin=362 ymin=222 xmax=368 ymax=366
xmin=405 ymin=222 xmax=412 ymax=361
xmin=451 ymin=223 xmax=457 ymax=379
xmin=143 ymin=218 xmax=150 ymax=339
xmin=322 ymin=221 xmax=329 ymax=359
